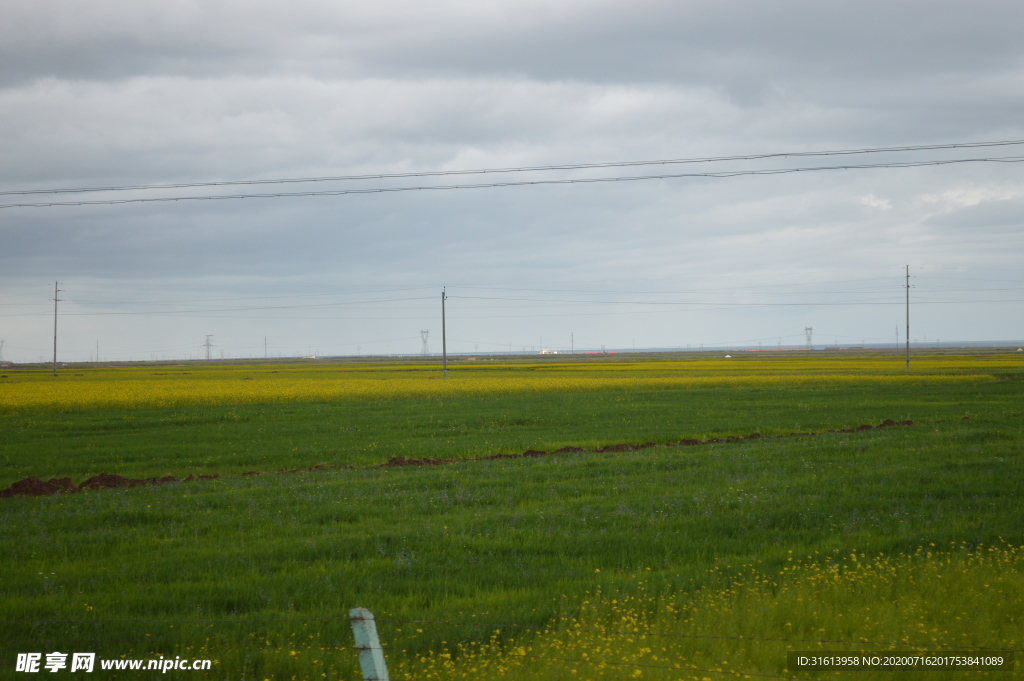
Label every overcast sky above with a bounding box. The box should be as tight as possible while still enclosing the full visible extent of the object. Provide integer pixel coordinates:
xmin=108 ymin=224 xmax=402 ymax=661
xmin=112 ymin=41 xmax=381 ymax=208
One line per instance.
xmin=2 ymin=0 xmax=1023 ymax=362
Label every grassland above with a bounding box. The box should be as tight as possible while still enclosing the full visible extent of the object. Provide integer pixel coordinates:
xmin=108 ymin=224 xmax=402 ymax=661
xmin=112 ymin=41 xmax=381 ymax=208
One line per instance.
xmin=1 ymin=352 xmax=1022 ymax=679
xmin=400 ymin=543 xmax=1024 ymax=680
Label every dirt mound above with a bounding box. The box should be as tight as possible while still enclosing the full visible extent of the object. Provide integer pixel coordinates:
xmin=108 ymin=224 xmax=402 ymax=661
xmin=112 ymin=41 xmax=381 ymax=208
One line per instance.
xmin=0 ymin=477 xmax=68 ymax=498
xmin=79 ymin=473 xmax=134 ymax=489
xmin=877 ymin=419 xmax=914 ymax=427
xmin=522 ymin=449 xmax=549 ymax=457
xmin=78 ymin=473 xmax=179 ymax=490
xmin=47 ymin=477 xmax=78 ymax=492
xmin=275 ymin=463 xmax=348 ymax=475
xmin=552 ymin=446 xmax=586 ymax=453
xmin=383 ymin=455 xmax=450 ymax=467
xmin=1 ymin=472 xmax=184 ymax=498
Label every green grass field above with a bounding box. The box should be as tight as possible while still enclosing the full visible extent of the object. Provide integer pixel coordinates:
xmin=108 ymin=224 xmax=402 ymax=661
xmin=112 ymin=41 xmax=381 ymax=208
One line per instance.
xmin=1 ymin=352 xmax=1022 ymax=679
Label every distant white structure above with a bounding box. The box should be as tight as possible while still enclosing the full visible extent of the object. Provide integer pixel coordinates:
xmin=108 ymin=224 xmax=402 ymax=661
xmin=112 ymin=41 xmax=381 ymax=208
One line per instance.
xmin=538 ymin=348 xmax=558 ymax=354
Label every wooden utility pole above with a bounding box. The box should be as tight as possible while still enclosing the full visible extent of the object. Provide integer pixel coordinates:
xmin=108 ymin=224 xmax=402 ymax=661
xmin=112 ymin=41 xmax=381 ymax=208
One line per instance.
xmin=441 ymin=288 xmax=448 ymax=378
xmin=905 ymin=265 xmax=910 ymax=368
xmin=52 ymin=281 xmax=61 ymax=376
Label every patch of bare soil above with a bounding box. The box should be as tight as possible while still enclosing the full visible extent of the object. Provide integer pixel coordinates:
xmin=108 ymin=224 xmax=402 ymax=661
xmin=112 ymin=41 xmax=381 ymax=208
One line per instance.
xmin=0 ymin=477 xmax=74 ymax=498
xmin=0 ymin=419 xmax=918 ymax=499
xmin=371 ymin=419 xmax=915 ymax=469
xmin=0 ymin=472 xmax=218 ymax=499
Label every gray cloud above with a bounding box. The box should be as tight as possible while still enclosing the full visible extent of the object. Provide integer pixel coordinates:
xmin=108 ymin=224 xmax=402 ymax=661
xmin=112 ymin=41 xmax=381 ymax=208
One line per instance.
xmin=5 ymin=1 xmax=1024 ymax=86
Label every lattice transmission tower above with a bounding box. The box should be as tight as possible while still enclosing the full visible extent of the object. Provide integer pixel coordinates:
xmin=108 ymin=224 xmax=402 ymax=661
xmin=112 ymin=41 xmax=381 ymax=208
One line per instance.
xmin=420 ymin=330 xmax=430 ymax=356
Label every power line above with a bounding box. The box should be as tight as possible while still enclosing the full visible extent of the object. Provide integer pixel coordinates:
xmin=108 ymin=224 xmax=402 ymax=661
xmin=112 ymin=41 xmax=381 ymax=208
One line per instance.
xmin=2 ymin=295 xmax=436 ymax=317
xmin=0 ymin=278 xmax=912 ymax=308
xmin=445 ymin=277 xmax=908 ymax=295
xmin=4 ymin=288 xmax=1015 ymax=314
xmin=5 ymin=139 xmax=1023 ymax=198
xmin=449 ymin=294 xmax=906 ymax=306
xmin=65 ymin=286 xmax=436 ymax=306
xmin=9 ymin=276 xmax=1013 ymax=310
xmin=4 ymin=156 xmax=1024 ymax=209
xmin=5 ymin=297 xmax=1023 ymax=321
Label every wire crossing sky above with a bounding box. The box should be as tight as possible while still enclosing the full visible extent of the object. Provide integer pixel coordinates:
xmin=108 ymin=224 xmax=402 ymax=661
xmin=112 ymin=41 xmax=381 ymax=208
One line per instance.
xmin=5 ymin=155 xmax=1024 ymax=209
xmin=4 ymin=139 xmax=1023 ymax=197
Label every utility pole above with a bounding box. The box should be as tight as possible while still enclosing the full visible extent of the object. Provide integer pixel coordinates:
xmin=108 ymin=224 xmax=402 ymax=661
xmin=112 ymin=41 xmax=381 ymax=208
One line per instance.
xmin=264 ymin=336 xmax=267 ymax=359
xmin=204 ymin=335 xmax=214 ymax=361
xmin=905 ymin=265 xmax=910 ymax=368
xmin=52 ymin=281 xmax=62 ymax=376
xmin=571 ymin=332 xmax=574 ymax=354
xmin=96 ymin=340 xmax=99 ymax=364
xmin=0 ymin=339 xmax=4 ymax=363
xmin=441 ymin=288 xmax=447 ymax=378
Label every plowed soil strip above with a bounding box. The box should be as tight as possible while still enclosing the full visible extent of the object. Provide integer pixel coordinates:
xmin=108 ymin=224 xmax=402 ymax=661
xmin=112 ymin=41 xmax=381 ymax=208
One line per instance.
xmin=0 ymin=419 xmax=918 ymax=499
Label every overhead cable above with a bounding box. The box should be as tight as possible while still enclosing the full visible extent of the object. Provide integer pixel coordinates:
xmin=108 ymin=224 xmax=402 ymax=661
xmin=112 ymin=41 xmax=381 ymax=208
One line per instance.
xmin=4 ymin=139 xmax=1023 ymax=198
xmin=4 ymin=156 xmax=1024 ymax=209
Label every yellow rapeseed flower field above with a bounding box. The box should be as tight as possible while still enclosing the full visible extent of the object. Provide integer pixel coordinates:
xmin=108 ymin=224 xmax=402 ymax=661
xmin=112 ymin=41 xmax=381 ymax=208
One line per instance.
xmin=397 ymin=543 xmax=1024 ymax=680
xmin=0 ymin=355 xmax=1011 ymax=412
